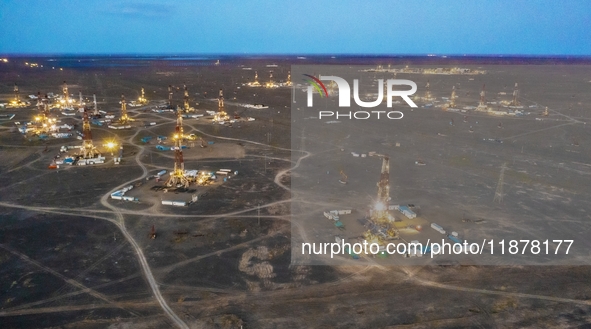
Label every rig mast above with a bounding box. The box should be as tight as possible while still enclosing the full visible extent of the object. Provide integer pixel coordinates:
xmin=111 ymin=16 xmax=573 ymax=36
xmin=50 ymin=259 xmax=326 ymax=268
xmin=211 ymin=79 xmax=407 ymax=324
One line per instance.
xmin=449 ymin=86 xmax=456 ymax=108
xmin=512 ymin=83 xmax=520 ymax=106
xmin=183 ymin=83 xmax=190 ymax=112
xmin=479 ymin=84 xmax=486 ymax=108
xmin=119 ymin=94 xmax=129 ymax=124
xmin=138 ymin=87 xmax=147 ymax=104
xmin=14 ymin=84 xmax=20 ymax=104
xmin=166 ymin=110 xmax=190 ymax=188
xmin=62 ymin=81 xmax=69 ymax=105
xmin=168 ymin=85 xmax=173 ymax=108
xmin=373 ymin=156 xmax=390 ymax=222
xmin=81 ymin=109 xmax=98 ymax=159
xmin=93 ymin=94 xmax=99 ymax=116
xmin=214 ymin=88 xmax=229 ymax=122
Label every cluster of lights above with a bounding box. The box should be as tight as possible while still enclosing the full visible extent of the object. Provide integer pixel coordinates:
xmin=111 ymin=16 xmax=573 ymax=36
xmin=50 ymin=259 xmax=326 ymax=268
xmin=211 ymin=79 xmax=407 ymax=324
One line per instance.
xmin=103 ymin=140 xmax=117 ymax=150
xmin=25 ymin=62 xmax=41 ymax=68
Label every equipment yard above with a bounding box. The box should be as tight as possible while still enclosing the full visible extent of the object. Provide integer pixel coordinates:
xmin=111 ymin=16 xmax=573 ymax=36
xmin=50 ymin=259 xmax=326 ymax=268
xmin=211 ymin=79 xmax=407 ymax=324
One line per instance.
xmin=2 ymin=56 xmax=591 ymax=328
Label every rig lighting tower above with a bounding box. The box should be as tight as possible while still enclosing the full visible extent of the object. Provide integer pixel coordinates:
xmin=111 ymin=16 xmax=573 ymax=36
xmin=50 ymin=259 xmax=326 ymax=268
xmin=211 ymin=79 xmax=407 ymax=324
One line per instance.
xmin=166 ymin=109 xmax=190 ymax=188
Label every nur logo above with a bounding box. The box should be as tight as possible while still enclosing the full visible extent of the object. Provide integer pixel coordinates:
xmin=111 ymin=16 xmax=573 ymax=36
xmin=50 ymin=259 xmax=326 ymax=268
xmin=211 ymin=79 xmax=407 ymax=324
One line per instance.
xmin=303 ymin=74 xmax=418 ymax=108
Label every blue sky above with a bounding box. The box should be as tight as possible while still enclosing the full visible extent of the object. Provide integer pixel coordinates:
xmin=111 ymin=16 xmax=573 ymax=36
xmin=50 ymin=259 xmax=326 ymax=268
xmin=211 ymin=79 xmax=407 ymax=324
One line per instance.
xmin=0 ymin=0 xmax=589 ymax=55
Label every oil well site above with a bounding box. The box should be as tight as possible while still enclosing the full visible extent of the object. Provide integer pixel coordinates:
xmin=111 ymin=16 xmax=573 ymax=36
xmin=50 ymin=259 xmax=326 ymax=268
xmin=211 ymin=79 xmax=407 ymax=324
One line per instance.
xmin=1 ymin=56 xmax=591 ymax=328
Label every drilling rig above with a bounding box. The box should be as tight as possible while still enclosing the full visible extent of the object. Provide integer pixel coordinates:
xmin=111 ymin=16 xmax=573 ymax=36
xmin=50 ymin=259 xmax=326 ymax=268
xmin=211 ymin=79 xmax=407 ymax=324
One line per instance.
xmin=138 ymin=87 xmax=148 ymax=105
xmin=283 ymin=71 xmax=292 ymax=86
xmin=478 ymin=84 xmax=486 ymax=108
xmin=166 ymin=110 xmax=190 ymax=188
xmin=9 ymin=83 xmax=27 ymax=107
xmin=512 ymin=83 xmax=520 ymax=106
xmin=265 ymin=71 xmax=278 ymax=88
xmin=183 ymin=84 xmax=192 ymax=112
xmin=119 ymin=94 xmax=131 ymax=124
xmin=92 ymin=94 xmax=99 ymax=117
xmin=449 ymin=86 xmax=457 ymax=108
xmin=33 ymin=92 xmax=56 ymax=133
xmin=214 ymin=88 xmax=229 ymax=122
xmin=62 ymin=81 xmax=70 ymax=108
xmin=373 ymin=155 xmax=391 ymax=223
xmin=81 ymin=109 xmax=98 ymax=159
xmin=247 ymin=71 xmax=261 ymax=87
xmin=167 ymin=85 xmax=174 ymax=109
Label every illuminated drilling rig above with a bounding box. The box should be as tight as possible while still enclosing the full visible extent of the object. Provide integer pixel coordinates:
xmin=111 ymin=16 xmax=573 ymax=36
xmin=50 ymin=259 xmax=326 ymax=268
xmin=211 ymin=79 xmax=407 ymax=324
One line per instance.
xmin=265 ymin=71 xmax=279 ymax=88
xmin=81 ymin=109 xmax=99 ymax=159
xmin=33 ymin=93 xmax=57 ymax=133
xmin=512 ymin=83 xmax=520 ymax=106
xmin=247 ymin=71 xmax=261 ymax=87
xmin=166 ymin=110 xmax=190 ymax=188
xmin=363 ymin=155 xmax=398 ymax=244
xmin=93 ymin=94 xmax=99 ymax=117
xmin=478 ymin=84 xmax=487 ymax=108
xmin=9 ymin=84 xmax=28 ymax=108
xmin=449 ymin=86 xmax=457 ymax=108
xmin=413 ymin=80 xmax=434 ymax=102
xmin=182 ymin=84 xmax=194 ymax=112
xmin=167 ymin=85 xmax=174 ymax=109
xmin=213 ymin=88 xmax=229 ymax=122
xmin=60 ymin=81 xmax=73 ymax=109
xmin=138 ymin=87 xmax=148 ymax=105
xmin=281 ymin=71 xmax=292 ymax=87
xmin=373 ymin=156 xmax=391 ymax=223
xmin=119 ymin=94 xmax=133 ymax=124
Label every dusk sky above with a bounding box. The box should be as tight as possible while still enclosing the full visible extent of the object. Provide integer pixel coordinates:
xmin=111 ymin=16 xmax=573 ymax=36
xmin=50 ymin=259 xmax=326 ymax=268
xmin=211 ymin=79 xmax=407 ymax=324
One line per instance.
xmin=1 ymin=0 xmax=590 ymax=55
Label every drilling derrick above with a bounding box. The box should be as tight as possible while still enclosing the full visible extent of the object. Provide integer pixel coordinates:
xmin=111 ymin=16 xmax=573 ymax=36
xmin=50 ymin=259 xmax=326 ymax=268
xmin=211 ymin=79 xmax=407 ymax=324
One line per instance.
xmin=285 ymin=71 xmax=292 ymax=86
xmin=93 ymin=94 xmax=99 ymax=116
xmin=214 ymin=88 xmax=229 ymax=122
xmin=479 ymin=84 xmax=486 ymax=108
xmin=168 ymin=85 xmax=174 ymax=108
xmin=36 ymin=91 xmax=43 ymax=111
xmin=14 ymin=84 xmax=20 ymax=104
xmin=265 ymin=71 xmax=278 ymax=88
xmin=183 ymin=84 xmax=190 ymax=112
xmin=425 ymin=80 xmax=432 ymax=100
xmin=78 ymin=92 xmax=83 ymax=107
xmin=166 ymin=110 xmax=190 ymax=188
xmin=62 ymin=81 xmax=69 ymax=106
xmin=512 ymin=83 xmax=519 ymax=106
xmin=119 ymin=94 xmax=130 ymax=124
xmin=81 ymin=109 xmax=98 ymax=159
xmin=373 ymin=156 xmax=390 ymax=222
xmin=138 ymin=87 xmax=147 ymax=105
xmin=449 ymin=86 xmax=457 ymax=108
